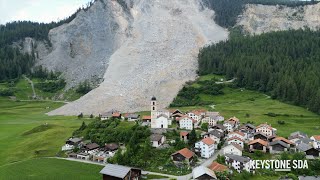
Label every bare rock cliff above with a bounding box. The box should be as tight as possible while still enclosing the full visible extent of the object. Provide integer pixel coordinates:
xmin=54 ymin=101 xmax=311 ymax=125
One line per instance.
xmin=237 ymin=3 xmax=320 ymax=35
xmin=47 ymin=0 xmax=228 ymax=115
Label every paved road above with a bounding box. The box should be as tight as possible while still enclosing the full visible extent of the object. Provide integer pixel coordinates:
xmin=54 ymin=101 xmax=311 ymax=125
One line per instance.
xmin=52 ymin=148 xmax=223 ymax=180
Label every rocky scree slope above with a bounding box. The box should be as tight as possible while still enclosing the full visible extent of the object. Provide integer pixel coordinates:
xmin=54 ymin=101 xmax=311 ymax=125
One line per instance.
xmin=237 ymin=3 xmax=320 ymax=34
xmin=47 ymin=0 xmax=229 ymax=115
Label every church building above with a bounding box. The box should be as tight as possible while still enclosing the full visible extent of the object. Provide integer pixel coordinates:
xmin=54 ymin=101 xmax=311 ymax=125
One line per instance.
xmin=150 ymin=96 xmax=171 ymax=129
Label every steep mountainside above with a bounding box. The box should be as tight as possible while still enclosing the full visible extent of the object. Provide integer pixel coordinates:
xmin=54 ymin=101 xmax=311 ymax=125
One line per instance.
xmin=47 ymin=0 xmax=228 ymax=115
xmin=237 ymin=3 xmax=320 ymax=34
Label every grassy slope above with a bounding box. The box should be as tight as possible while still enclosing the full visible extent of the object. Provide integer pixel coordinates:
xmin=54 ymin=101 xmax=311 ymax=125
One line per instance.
xmin=0 ymin=97 xmax=91 ymax=166
xmin=176 ymin=75 xmax=320 ymax=137
xmin=0 ymin=158 xmax=101 ymax=180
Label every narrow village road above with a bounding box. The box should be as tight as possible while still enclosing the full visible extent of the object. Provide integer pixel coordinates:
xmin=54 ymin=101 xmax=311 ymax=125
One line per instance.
xmin=51 ymin=148 xmax=223 ymax=180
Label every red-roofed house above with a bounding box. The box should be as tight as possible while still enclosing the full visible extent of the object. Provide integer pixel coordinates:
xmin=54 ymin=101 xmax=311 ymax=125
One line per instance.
xmin=248 ymin=139 xmax=268 ymax=152
xmin=209 ymin=161 xmax=229 ymax=172
xmin=180 ymin=131 xmax=189 ymax=142
xmin=227 ymin=136 xmax=244 ymax=148
xmin=311 ymin=135 xmax=320 ymax=149
xmin=171 ymin=148 xmax=195 ymax=164
xmin=195 ymin=137 xmax=215 ymax=158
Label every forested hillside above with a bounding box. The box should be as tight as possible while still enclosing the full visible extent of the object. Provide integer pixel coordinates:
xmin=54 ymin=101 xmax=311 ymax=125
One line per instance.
xmin=204 ymin=0 xmax=318 ymax=28
xmin=0 ymin=2 xmax=93 ymax=82
xmin=198 ymin=29 xmax=320 ymax=114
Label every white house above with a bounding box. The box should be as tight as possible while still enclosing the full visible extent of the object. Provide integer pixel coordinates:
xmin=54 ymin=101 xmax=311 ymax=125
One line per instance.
xmin=310 ymin=135 xmax=320 ymax=149
xmin=187 ymin=110 xmax=205 ymax=123
xmin=179 ymin=116 xmax=196 ymax=130
xmin=227 ymin=137 xmax=244 ymax=148
xmin=150 ymin=134 xmax=166 ymax=148
xmin=225 ymin=154 xmax=253 ymax=173
xmin=202 ymin=130 xmax=223 ymax=145
xmin=228 ymin=131 xmax=245 ymax=141
xmin=223 ymin=121 xmax=236 ymax=132
xmin=256 ymin=123 xmax=276 ymax=137
xmin=223 ymin=143 xmax=243 ymax=156
xmin=61 ymin=137 xmax=82 ymax=151
xmin=195 ymin=137 xmax=215 ymax=158
xmin=202 ymin=116 xmax=217 ymax=127
xmin=206 ymin=112 xmax=224 ymax=122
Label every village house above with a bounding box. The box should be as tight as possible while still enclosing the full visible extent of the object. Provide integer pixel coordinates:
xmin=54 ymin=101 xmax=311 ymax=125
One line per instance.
xmin=206 ymin=112 xmax=224 ymax=122
xmin=187 ymin=109 xmax=206 ymax=123
xmin=103 ymin=143 xmax=119 ymax=157
xmin=180 ymin=131 xmax=189 ymax=142
xmin=225 ymin=154 xmax=253 ymax=173
xmin=273 ymin=137 xmax=296 ymax=151
xmin=253 ymin=132 xmax=269 ymax=141
xmin=92 ymin=151 xmax=108 ymax=163
xmin=76 ymin=152 xmax=90 ymax=160
xmin=228 ymin=131 xmax=245 ymax=141
xmin=83 ymin=143 xmax=100 ymax=154
xmin=170 ymin=109 xmax=184 ymax=119
xmin=227 ymin=136 xmax=244 ymax=148
xmin=269 ymin=140 xmax=290 ymax=154
xmin=239 ymin=123 xmax=256 ymax=140
xmin=100 ymin=164 xmax=141 ymax=180
xmin=201 ymin=115 xmax=217 ymax=127
xmin=223 ymin=143 xmax=243 ymax=156
xmin=171 ymin=148 xmax=195 ymax=165
xmin=123 ymin=113 xmax=140 ymax=121
xmin=101 ymin=110 xmax=122 ymax=120
xmin=192 ymin=166 xmax=217 ymax=180
xmin=223 ymin=120 xmax=236 ymax=132
xmin=209 ymin=161 xmax=229 ymax=173
xmin=297 ymin=143 xmax=320 ymax=157
xmin=288 ymin=131 xmax=308 ymax=140
xmin=310 ymin=135 xmax=320 ymax=149
xmin=202 ymin=130 xmax=224 ymax=144
xmin=210 ymin=124 xmax=227 ymax=134
xmin=248 ymin=139 xmax=268 ymax=152
xmin=256 ymin=123 xmax=276 ymax=137
xmin=150 ymin=134 xmax=165 ymax=148
xmin=195 ymin=137 xmax=215 ymax=158
xmin=62 ymin=137 xmax=82 ymax=151
xmin=178 ymin=115 xmax=196 ymax=130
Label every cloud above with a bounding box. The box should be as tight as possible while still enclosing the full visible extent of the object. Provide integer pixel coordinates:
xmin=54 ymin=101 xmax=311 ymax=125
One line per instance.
xmin=0 ymin=0 xmax=91 ymax=24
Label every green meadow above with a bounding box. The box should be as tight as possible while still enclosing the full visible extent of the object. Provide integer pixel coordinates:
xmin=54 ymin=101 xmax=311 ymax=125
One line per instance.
xmin=175 ymin=75 xmax=320 ymax=137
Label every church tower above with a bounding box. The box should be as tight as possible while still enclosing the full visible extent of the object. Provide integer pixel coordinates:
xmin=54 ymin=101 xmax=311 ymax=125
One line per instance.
xmin=151 ymin=96 xmax=157 ymax=128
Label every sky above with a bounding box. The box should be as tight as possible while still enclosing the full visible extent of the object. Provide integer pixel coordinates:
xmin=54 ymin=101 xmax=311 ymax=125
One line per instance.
xmin=0 ymin=0 xmax=92 ymax=25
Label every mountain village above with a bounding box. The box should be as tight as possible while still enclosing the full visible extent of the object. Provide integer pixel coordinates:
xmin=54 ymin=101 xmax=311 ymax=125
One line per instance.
xmin=60 ymin=97 xmax=320 ymax=180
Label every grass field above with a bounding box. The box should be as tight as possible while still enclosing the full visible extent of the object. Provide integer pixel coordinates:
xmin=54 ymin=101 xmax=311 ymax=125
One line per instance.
xmin=0 ymin=158 xmax=102 ymax=180
xmin=175 ymin=75 xmax=320 ymax=137
xmin=0 ymin=97 xmax=92 ymax=166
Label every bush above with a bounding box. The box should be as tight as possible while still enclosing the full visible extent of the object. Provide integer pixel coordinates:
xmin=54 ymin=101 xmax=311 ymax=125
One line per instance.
xmin=0 ymin=88 xmax=15 ymax=96
xmin=277 ymin=120 xmax=285 ymax=125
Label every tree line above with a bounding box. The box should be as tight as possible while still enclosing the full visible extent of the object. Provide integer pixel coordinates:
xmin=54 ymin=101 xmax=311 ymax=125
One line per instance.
xmin=198 ymin=29 xmax=320 ymax=114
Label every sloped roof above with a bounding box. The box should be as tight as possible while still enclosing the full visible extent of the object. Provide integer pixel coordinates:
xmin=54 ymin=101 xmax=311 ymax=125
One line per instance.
xmin=172 ymin=148 xmax=194 ymax=159
xmin=202 ymin=137 xmax=215 ymax=146
xmin=209 ymin=161 xmax=228 ymax=172
xmin=142 ymin=115 xmax=151 ymax=120
xmin=230 ymin=131 xmax=245 ymax=137
xmin=228 ymin=136 xmax=244 ymax=142
xmin=312 ymin=135 xmax=320 ymax=141
xmin=205 ymin=130 xmax=223 ymax=138
xmin=228 ymin=116 xmax=239 ymax=122
xmin=256 ymin=123 xmax=273 ymax=130
xmin=269 ymin=140 xmax=288 ymax=147
xmin=297 ymin=143 xmax=313 ymax=152
xmin=230 ymin=143 xmax=243 ymax=151
xmin=124 ymin=113 xmax=139 ymax=119
xmin=85 ymin=143 xmax=100 ymax=150
xmin=248 ymin=139 xmax=268 ymax=146
xmin=273 ymin=137 xmax=295 ymax=145
xmin=225 ymin=154 xmax=251 ymax=164
xmin=150 ymin=134 xmax=164 ymax=141
xmin=100 ymin=164 xmax=131 ymax=178
xmin=193 ymin=166 xmax=217 ymax=179
xmin=180 ymin=131 xmax=189 ymax=136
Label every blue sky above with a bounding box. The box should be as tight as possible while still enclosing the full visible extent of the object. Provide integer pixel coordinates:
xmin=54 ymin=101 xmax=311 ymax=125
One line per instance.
xmin=0 ymin=0 xmax=92 ymax=24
